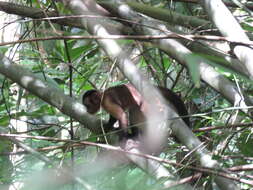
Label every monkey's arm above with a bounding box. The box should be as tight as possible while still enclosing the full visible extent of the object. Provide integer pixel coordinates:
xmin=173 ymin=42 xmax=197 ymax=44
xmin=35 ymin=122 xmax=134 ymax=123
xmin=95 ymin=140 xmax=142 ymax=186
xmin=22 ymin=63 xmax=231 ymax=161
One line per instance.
xmin=102 ymin=98 xmax=128 ymax=131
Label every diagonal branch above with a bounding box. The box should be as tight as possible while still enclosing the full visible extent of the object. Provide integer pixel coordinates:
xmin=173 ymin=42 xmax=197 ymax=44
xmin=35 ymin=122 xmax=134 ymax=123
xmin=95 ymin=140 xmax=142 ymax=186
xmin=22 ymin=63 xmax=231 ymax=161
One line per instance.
xmin=201 ymin=0 xmax=253 ymax=79
xmin=0 ymin=53 xmax=102 ymax=134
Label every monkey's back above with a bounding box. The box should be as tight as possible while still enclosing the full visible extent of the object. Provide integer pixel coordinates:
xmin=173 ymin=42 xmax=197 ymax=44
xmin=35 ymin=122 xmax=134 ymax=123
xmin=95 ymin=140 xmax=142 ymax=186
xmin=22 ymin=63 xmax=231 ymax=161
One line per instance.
xmin=103 ymin=84 xmax=142 ymax=110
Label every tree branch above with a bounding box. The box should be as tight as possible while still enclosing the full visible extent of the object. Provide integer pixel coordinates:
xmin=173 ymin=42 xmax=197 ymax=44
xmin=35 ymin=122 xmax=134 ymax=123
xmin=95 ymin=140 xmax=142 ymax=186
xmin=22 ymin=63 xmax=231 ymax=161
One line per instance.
xmin=0 ymin=53 xmax=102 ymax=134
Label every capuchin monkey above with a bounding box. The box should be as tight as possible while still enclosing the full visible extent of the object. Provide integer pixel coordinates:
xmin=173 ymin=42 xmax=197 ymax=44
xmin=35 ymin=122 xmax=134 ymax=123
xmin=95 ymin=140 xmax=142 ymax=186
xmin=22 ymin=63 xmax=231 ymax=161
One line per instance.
xmin=82 ymin=84 xmax=190 ymax=140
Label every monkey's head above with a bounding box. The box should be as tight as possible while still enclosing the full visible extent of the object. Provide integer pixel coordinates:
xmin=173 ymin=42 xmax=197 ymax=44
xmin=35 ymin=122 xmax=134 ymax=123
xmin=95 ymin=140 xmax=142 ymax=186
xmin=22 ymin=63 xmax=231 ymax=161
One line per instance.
xmin=82 ymin=90 xmax=102 ymax=114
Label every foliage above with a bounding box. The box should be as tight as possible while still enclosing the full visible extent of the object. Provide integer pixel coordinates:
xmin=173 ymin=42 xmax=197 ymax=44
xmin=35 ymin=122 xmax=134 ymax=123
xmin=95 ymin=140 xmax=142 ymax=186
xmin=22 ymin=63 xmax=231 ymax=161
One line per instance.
xmin=0 ymin=0 xmax=252 ymax=189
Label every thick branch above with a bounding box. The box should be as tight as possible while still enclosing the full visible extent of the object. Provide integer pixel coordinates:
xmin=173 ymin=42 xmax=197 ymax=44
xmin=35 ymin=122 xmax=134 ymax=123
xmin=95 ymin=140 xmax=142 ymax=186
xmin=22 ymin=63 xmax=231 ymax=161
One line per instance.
xmin=0 ymin=1 xmax=84 ymax=29
xmin=0 ymin=1 xmax=127 ymax=34
xmin=0 ymin=53 xmax=101 ymax=134
xmin=201 ymin=0 xmax=253 ymax=79
xmin=127 ymin=2 xmax=212 ymax=30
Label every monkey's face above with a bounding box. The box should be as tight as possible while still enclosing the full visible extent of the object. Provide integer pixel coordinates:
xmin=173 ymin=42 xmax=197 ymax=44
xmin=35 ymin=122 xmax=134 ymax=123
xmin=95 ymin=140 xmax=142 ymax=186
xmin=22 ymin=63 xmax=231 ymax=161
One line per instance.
xmin=83 ymin=93 xmax=101 ymax=114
